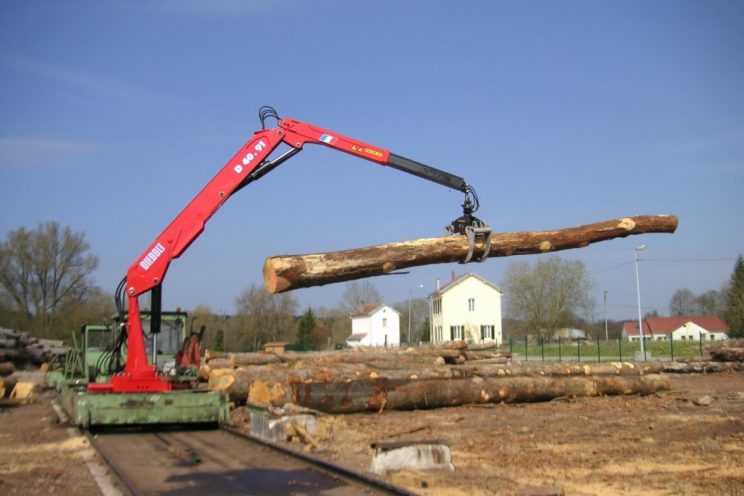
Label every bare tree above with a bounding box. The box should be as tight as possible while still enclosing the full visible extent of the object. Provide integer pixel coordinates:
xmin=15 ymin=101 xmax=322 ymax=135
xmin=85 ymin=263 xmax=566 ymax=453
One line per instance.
xmin=502 ymin=256 xmax=594 ymax=341
xmin=394 ymin=297 xmax=429 ymax=344
xmin=695 ymin=289 xmax=726 ymax=316
xmin=315 ymin=306 xmax=350 ymax=346
xmin=669 ymin=287 xmax=726 ymax=317
xmin=338 ymin=280 xmax=382 ymax=315
xmin=0 ymin=222 xmax=98 ymax=336
xmin=669 ymin=288 xmax=697 ymax=315
xmin=232 ymin=284 xmax=298 ymax=351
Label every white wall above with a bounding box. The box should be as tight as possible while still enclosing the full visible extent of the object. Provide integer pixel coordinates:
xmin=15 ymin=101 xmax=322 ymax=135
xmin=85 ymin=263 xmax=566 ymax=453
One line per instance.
xmin=431 ymin=275 xmax=502 ymax=345
xmin=350 ymin=305 xmax=400 ymax=347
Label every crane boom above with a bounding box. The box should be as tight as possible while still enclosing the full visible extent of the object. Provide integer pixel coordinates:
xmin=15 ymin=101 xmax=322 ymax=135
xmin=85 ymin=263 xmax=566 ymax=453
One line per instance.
xmin=91 ymin=106 xmax=484 ymax=393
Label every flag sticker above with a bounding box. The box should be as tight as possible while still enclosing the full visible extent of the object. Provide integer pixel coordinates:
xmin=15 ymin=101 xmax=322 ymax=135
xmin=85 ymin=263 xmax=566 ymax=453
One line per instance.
xmin=319 ymin=134 xmax=337 ymax=145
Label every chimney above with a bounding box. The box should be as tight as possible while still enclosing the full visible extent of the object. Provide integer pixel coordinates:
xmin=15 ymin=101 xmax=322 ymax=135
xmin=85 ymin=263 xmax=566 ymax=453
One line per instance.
xmin=436 ymin=278 xmax=440 ymax=291
xmin=451 ymin=270 xmax=456 ymax=282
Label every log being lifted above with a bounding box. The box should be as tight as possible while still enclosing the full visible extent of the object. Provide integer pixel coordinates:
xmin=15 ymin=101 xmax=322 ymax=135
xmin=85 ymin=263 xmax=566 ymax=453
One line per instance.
xmin=264 ymin=215 xmax=678 ymax=293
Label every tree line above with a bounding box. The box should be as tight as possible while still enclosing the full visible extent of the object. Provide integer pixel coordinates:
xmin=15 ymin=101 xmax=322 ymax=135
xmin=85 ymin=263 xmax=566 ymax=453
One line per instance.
xmin=0 ymin=221 xmax=425 ymax=350
xmin=1 ymin=222 xmax=742 ymax=347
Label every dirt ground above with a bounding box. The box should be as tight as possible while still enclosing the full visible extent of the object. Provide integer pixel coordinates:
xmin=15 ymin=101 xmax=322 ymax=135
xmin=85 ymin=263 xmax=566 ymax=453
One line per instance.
xmin=0 ymin=373 xmax=102 ymax=496
xmin=301 ymin=372 xmax=744 ymax=496
xmin=1 ymin=371 xmax=743 ymax=496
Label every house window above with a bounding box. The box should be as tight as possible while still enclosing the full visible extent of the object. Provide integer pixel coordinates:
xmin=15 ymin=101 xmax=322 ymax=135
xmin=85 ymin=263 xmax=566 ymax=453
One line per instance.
xmin=433 ymin=298 xmax=442 ymax=315
xmin=481 ymin=325 xmax=494 ymax=340
xmin=382 ymin=318 xmax=387 ymax=328
xmin=450 ymin=325 xmax=463 ymax=340
xmin=468 ymin=298 xmax=475 ymax=312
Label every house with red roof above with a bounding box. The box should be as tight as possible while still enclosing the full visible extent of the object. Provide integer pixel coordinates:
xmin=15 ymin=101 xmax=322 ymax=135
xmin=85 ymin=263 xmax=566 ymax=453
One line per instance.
xmin=346 ymin=302 xmax=401 ymax=348
xmin=622 ymin=315 xmax=729 ymax=342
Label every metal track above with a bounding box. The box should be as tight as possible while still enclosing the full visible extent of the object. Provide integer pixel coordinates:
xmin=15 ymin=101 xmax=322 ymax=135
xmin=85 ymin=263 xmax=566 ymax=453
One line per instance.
xmin=85 ymin=426 xmax=417 ymax=496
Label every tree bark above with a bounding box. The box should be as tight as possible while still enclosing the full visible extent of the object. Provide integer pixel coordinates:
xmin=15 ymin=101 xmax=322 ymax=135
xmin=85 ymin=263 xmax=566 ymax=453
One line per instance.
xmin=708 ymin=347 xmax=744 ymax=362
xmin=208 ymin=360 xmax=672 ymax=409
xmin=263 ymin=215 xmax=678 ymax=293
xmin=288 ymin=374 xmax=670 ymax=413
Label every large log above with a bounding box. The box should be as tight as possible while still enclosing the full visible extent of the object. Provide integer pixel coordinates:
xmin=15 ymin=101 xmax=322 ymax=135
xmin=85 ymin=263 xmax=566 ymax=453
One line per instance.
xmin=203 ymin=342 xmax=507 ymax=368
xmin=209 ymin=361 xmax=672 ymax=408
xmin=289 ymin=374 xmax=670 ymax=413
xmin=264 ymin=215 xmax=678 ymax=293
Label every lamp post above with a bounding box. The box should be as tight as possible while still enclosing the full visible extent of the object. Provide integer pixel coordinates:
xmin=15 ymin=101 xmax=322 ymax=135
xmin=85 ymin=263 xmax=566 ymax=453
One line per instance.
xmin=634 ymin=244 xmax=647 ymax=358
xmin=408 ymin=284 xmax=424 ymax=345
xmin=603 ymin=289 xmax=608 ymax=341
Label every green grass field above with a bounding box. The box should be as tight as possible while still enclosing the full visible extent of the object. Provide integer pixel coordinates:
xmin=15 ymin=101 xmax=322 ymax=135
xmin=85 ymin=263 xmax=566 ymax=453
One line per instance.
xmin=503 ymin=337 xmax=707 ymax=362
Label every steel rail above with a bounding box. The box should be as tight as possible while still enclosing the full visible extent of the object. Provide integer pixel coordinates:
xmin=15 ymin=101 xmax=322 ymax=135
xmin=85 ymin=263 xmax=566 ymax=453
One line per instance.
xmin=81 ymin=425 xmax=417 ymax=496
xmin=221 ymin=425 xmax=418 ymax=496
xmin=83 ymin=429 xmax=143 ymax=496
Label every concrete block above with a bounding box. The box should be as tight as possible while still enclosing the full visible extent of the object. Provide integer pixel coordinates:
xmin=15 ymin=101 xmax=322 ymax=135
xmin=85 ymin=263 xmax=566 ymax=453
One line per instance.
xmin=369 ymin=439 xmax=454 ymax=474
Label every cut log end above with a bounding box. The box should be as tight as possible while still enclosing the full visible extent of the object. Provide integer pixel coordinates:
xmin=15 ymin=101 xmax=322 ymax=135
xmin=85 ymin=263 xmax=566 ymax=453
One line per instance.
xmin=263 ymin=258 xmax=290 ymax=294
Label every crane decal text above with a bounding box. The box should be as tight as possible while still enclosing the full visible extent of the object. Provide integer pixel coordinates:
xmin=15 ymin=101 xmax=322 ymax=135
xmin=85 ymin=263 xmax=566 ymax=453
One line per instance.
xmin=234 ymin=140 xmax=267 ymax=174
xmin=139 ymin=243 xmax=165 ymax=271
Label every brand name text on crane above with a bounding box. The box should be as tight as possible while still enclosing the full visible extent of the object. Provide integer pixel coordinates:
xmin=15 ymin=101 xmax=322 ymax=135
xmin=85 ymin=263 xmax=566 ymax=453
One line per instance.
xmin=139 ymin=243 xmax=165 ymax=271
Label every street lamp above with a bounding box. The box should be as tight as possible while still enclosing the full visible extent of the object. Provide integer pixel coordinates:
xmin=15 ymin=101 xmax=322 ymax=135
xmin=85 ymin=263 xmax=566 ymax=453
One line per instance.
xmin=603 ymin=289 xmax=608 ymax=341
xmin=634 ymin=244 xmax=647 ymax=358
xmin=408 ymin=284 xmax=424 ymax=346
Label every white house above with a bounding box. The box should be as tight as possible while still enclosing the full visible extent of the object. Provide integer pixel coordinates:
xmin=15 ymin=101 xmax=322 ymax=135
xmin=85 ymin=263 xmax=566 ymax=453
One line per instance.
xmin=346 ymin=303 xmax=401 ymax=348
xmin=622 ymin=315 xmax=729 ymax=342
xmin=430 ymin=273 xmax=503 ymax=345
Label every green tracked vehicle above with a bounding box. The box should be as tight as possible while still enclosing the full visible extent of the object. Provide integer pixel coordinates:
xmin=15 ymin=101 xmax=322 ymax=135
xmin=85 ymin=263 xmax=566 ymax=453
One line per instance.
xmin=46 ymin=311 xmax=229 ymax=428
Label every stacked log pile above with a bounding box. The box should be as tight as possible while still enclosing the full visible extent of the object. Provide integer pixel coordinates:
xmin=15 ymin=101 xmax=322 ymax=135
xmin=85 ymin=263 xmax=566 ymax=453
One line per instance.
xmin=661 ymin=339 xmax=744 ymax=373
xmin=0 ymin=361 xmax=17 ymax=399
xmin=203 ymin=343 xmax=671 ymax=414
xmin=0 ymin=328 xmax=69 ymax=368
xmin=708 ymin=339 xmax=744 ymax=363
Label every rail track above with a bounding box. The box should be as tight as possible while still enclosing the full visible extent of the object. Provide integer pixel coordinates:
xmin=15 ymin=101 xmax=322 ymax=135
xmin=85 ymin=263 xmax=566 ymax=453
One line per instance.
xmin=85 ymin=425 xmax=416 ymax=496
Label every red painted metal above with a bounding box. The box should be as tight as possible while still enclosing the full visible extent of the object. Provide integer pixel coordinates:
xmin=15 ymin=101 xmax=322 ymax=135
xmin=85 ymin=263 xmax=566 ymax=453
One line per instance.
xmin=91 ymin=117 xmax=413 ymax=393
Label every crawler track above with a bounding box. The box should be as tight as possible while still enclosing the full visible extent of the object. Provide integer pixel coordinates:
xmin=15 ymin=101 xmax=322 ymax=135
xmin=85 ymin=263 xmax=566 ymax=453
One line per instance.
xmin=87 ymin=426 xmax=415 ymax=496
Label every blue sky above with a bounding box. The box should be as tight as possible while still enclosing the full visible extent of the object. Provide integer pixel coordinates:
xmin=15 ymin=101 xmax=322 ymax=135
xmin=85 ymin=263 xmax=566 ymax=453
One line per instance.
xmin=1 ymin=0 xmax=742 ymax=321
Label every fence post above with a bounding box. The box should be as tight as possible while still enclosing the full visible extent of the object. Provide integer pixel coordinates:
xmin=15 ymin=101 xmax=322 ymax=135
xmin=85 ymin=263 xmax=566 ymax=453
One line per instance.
xmin=540 ymin=338 xmax=545 ymax=362
xmin=670 ymin=335 xmax=674 ymax=362
xmin=577 ymin=339 xmax=581 ymax=362
xmin=597 ymin=336 xmax=601 ymax=363
xmin=525 ymin=335 xmax=529 ymax=362
xmin=699 ymin=333 xmax=703 ymax=356
xmin=509 ymin=337 xmax=513 ymax=356
xmin=618 ymin=335 xmax=623 ymax=362
xmin=643 ymin=337 xmax=648 ymax=361
xmin=558 ymin=337 xmax=562 ymax=363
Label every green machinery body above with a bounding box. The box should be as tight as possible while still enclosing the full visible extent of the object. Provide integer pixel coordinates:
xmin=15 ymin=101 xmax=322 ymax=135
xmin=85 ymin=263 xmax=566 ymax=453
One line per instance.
xmin=46 ymin=311 xmax=229 ymax=427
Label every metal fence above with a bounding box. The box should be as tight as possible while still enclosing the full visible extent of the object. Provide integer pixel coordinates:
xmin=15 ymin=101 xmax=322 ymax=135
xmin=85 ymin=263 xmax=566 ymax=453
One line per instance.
xmin=505 ymin=335 xmax=706 ymax=363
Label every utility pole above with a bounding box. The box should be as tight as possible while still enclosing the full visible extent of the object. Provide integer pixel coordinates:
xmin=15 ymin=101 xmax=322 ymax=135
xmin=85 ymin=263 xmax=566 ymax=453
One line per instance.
xmin=604 ymin=289 xmax=608 ymax=341
xmin=635 ymin=245 xmax=647 ymax=357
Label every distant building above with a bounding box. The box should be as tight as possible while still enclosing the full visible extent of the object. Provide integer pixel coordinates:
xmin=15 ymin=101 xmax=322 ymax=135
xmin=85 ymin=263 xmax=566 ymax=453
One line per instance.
xmin=430 ymin=273 xmax=502 ymax=345
xmin=622 ymin=316 xmax=729 ymax=342
xmin=263 ymin=341 xmax=289 ymax=353
xmin=554 ymin=328 xmax=588 ymax=340
xmin=346 ymin=303 xmax=401 ymax=348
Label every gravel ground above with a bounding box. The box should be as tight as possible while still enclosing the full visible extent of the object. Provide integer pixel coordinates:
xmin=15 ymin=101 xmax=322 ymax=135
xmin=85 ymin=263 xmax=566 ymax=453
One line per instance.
xmin=2 ymin=371 xmax=743 ymax=495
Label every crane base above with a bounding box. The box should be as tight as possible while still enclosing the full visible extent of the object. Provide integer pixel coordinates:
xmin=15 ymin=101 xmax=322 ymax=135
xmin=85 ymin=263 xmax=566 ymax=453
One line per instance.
xmin=61 ymin=383 xmax=229 ymax=428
